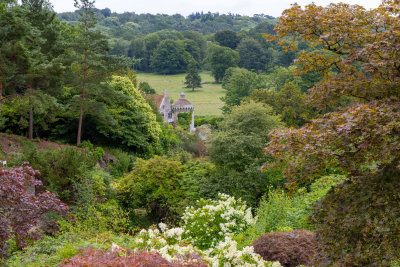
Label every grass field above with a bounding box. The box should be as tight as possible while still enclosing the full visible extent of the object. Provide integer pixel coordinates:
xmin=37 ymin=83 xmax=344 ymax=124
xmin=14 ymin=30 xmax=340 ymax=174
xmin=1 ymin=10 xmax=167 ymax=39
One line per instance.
xmin=137 ymin=72 xmax=224 ymax=116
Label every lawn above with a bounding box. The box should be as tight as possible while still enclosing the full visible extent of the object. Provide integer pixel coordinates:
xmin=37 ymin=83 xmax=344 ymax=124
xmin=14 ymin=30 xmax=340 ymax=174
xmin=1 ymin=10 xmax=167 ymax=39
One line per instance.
xmin=137 ymin=72 xmax=224 ymax=116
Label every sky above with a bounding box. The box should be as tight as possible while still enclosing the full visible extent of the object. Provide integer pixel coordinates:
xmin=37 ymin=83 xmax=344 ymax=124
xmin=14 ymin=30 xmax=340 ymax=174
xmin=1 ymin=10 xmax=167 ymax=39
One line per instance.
xmin=50 ymin=0 xmax=383 ymax=17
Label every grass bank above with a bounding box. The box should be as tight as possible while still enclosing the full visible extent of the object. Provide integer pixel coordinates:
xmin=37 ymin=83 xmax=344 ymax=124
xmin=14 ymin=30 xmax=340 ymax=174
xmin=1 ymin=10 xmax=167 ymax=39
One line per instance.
xmin=137 ymin=72 xmax=224 ymax=116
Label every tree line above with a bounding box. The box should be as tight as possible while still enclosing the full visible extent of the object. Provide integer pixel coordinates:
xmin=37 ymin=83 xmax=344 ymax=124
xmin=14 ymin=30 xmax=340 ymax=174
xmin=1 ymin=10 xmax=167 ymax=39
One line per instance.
xmin=0 ymin=0 xmax=167 ymax=155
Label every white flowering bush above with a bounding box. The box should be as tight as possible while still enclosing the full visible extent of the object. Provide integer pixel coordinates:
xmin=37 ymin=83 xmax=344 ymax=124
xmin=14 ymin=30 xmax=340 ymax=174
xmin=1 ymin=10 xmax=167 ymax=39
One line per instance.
xmin=181 ymin=193 xmax=256 ymax=249
xmin=129 ymin=226 xmax=205 ymax=264
xmin=124 ymin=194 xmax=281 ymax=266
xmin=209 ymin=237 xmax=281 ymax=267
xmin=128 ymin=226 xmax=281 ymax=266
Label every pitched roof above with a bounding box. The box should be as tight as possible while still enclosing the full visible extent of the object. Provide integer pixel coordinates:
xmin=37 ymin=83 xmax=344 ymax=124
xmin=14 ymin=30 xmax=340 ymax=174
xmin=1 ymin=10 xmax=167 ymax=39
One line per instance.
xmin=173 ymin=98 xmax=193 ymax=108
xmin=149 ymin=94 xmax=164 ymax=107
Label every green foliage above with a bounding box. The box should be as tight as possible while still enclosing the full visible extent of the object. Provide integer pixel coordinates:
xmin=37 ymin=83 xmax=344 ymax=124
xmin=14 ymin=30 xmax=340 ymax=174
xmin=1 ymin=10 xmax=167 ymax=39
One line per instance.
xmin=181 ymin=194 xmax=256 ymax=249
xmin=59 ymin=201 xmax=130 ymax=234
xmin=209 ymin=101 xmax=282 ymax=171
xmin=115 ymin=156 xmax=185 ymax=222
xmin=4 ymin=231 xmax=129 ymax=267
xmin=249 ymin=82 xmax=316 ymax=127
xmin=138 ymin=81 xmax=156 ymax=94
xmin=237 ymin=38 xmax=267 ymax=71
xmin=106 ymin=148 xmax=136 ymax=178
xmin=206 ymin=101 xmax=283 ymax=206
xmin=180 ymin=159 xmax=215 ymax=203
xmin=234 ymin=175 xmax=344 ymax=248
xmin=10 ymin=146 xmax=96 ymax=203
xmin=214 ymin=30 xmax=241 ymax=49
xmin=0 ymin=89 xmax=62 ymax=138
xmin=156 ymin=122 xmax=182 ymax=155
xmin=150 ymin=39 xmax=189 ymax=74
xmin=194 ymin=115 xmax=223 ymax=129
xmin=311 ymin=164 xmax=400 ymax=266
xmin=207 ymin=44 xmax=239 ymax=83
xmin=73 ymin=166 xmax=116 ymax=205
xmin=78 ymin=140 xmax=104 ymax=160
xmin=98 ymin=75 xmax=161 ymax=155
xmin=221 ymin=68 xmax=267 ymax=112
xmin=184 ymin=60 xmax=202 ymax=91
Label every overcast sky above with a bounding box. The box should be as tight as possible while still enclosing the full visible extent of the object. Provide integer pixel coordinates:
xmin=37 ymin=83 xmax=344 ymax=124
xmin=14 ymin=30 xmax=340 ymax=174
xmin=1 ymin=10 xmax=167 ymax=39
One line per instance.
xmin=50 ymin=0 xmax=382 ymax=17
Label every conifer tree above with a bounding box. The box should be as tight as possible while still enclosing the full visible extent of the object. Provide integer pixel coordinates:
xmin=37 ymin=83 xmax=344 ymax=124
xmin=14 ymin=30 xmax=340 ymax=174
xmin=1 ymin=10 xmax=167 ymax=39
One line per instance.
xmin=184 ymin=60 xmax=201 ymax=91
xmin=72 ymin=0 xmax=127 ymax=145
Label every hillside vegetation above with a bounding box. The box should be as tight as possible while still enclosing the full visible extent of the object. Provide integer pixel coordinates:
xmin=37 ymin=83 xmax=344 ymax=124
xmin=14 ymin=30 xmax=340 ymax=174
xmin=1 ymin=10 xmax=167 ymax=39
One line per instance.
xmin=1 ymin=0 xmax=400 ymax=266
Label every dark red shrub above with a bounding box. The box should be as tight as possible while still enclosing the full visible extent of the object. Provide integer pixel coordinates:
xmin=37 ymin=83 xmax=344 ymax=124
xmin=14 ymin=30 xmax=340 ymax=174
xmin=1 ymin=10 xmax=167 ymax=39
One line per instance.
xmin=0 ymin=163 xmax=69 ymax=258
xmin=252 ymin=230 xmax=317 ymax=267
xmin=61 ymin=247 xmax=207 ymax=267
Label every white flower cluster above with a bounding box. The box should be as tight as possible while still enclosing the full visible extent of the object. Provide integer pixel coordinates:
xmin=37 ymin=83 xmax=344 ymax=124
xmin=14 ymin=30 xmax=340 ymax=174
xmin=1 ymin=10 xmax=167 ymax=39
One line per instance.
xmin=181 ymin=193 xmax=256 ymax=249
xmin=207 ymin=237 xmax=281 ymax=267
xmin=127 ymin=194 xmax=281 ymax=266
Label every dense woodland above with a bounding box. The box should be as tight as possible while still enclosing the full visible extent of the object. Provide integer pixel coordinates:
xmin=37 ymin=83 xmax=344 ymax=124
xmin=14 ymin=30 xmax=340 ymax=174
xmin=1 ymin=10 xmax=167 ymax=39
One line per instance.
xmin=0 ymin=0 xmax=399 ymax=266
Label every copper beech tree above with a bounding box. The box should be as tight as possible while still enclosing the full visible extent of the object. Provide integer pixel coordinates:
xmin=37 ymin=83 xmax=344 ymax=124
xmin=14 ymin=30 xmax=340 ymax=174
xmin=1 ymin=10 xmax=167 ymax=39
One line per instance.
xmin=264 ymin=0 xmax=400 ymax=188
xmin=264 ymin=1 xmax=400 ymax=265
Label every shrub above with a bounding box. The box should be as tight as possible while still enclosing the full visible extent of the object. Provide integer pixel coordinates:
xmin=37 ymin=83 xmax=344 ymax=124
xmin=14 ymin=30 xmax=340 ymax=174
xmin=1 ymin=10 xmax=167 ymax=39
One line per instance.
xmin=59 ymin=201 xmax=130 ymax=234
xmin=194 ymin=115 xmax=223 ymax=129
xmin=115 ymin=156 xmax=185 ymax=223
xmin=181 ymin=193 xmax=256 ymax=249
xmin=0 ymin=164 xmax=69 ymax=258
xmin=13 ymin=146 xmax=97 ymax=203
xmin=252 ymin=230 xmax=317 ymax=267
xmin=73 ymin=167 xmax=116 ymax=205
xmin=310 ymin=163 xmax=400 ymax=266
xmin=233 ymin=175 xmax=344 ymax=249
xmin=61 ymin=247 xmax=207 ymax=267
xmin=180 ymin=159 xmax=215 ymax=203
xmin=255 ymin=175 xmax=344 ymax=234
xmin=129 ymin=222 xmax=281 ymax=266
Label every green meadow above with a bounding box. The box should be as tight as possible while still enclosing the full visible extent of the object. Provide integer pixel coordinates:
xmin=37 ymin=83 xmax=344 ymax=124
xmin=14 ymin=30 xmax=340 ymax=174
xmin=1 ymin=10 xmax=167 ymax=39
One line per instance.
xmin=137 ymin=72 xmax=224 ymax=116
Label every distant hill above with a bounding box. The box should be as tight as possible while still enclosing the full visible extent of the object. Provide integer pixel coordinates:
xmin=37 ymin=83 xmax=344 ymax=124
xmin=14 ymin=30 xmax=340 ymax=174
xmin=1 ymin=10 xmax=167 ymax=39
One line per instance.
xmin=57 ymin=9 xmax=276 ymax=35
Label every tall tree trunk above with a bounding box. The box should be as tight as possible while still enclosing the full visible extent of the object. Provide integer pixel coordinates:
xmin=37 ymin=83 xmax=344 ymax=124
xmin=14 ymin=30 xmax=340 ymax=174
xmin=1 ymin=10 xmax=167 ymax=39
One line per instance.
xmin=28 ymin=87 xmax=33 ymax=140
xmin=77 ymin=89 xmax=84 ymax=145
xmin=0 ymin=80 xmax=3 ymax=114
xmin=77 ymin=48 xmax=87 ymax=145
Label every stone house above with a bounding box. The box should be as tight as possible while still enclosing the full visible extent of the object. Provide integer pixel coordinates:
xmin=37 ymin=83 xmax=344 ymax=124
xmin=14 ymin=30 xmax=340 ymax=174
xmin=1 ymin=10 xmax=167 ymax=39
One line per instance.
xmin=152 ymin=90 xmax=195 ymax=132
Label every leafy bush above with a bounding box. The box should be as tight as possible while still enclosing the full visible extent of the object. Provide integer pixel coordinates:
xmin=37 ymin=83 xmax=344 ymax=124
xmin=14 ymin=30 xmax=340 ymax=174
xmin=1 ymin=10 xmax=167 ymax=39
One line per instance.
xmin=59 ymin=201 xmax=130 ymax=235
xmin=180 ymin=159 xmax=215 ymax=203
xmin=105 ymin=148 xmax=136 ymax=178
xmin=0 ymin=164 xmax=69 ymax=258
xmin=138 ymin=81 xmax=156 ymax=94
xmin=199 ymin=166 xmax=275 ymax=208
xmin=194 ymin=115 xmax=223 ymax=129
xmin=129 ymin=220 xmax=281 ymax=266
xmin=77 ymin=140 xmax=104 ymax=160
xmin=11 ymin=146 xmax=97 ymax=203
xmin=234 ymin=175 xmax=343 ymax=248
xmin=61 ymin=248 xmax=206 ymax=267
xmin=73 ymin=167 xmax=116 ymax=205
xmin=174 ymin=127 xmax=205 ymax=156
xmin=181 ymin=193 xmax=256 ymax=249
xmin=252 ymin=230 xmax=317 ymax=267
xmin=255 ymin=175 xmax=344 ymax=234
xmin=311 ymin=163 xmax=400 ymax=266
xmin=115 ymin=156 xmax=185 ymax=223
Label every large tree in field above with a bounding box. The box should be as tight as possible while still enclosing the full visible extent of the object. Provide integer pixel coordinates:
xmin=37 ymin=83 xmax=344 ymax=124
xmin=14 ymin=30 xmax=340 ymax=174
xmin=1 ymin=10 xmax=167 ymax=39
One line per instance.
xmin=264 ymin=1 xmax=400 ymax=265
xmin=184 ymin=60 xmax=202 ymax=91
xmin=72 ymin=0 xmax=126 ymax=145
